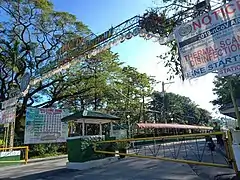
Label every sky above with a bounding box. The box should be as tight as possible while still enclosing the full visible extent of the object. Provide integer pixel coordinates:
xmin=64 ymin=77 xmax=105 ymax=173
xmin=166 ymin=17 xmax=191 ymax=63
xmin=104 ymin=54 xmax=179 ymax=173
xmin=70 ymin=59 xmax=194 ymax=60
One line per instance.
xmin=51 ymin=0 xmax=218 ymax=114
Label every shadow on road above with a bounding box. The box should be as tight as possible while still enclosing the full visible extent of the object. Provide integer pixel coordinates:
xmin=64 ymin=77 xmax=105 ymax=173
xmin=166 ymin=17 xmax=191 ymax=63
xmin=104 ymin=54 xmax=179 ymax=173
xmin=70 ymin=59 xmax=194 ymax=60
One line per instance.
xmin=0 ymin=159 xmax=238 ymax=180
xmin=6 ymin=168 xmax=80 ymax=180
xmin=0 ymin=158 xmax=207 ymax=180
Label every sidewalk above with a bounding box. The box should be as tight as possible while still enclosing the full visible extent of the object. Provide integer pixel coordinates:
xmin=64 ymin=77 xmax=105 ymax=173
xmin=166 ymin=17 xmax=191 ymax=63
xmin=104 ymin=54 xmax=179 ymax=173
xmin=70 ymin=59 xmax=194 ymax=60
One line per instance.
xmin=0 ymin=155 xmax=68 ymax=171
xmin=28 ymin=154 xmax=67 ymax=163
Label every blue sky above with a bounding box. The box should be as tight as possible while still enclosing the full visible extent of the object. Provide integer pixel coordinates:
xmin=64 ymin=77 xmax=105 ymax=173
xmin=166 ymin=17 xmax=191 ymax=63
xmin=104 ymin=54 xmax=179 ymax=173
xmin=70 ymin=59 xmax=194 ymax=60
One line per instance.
xmin=51 ymin=0 xmax=217 ymax=113
xmin=52 ymin=0 xmax=157 ymax=68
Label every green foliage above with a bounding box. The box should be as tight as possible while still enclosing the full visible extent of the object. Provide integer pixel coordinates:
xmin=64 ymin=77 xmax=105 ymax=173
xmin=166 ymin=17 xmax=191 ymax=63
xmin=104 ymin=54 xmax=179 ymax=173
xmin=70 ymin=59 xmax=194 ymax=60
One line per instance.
xmin=28 ymin=143 xmax=67 ymax=158
xmin=116 ymin=141 xmax=130 ymax=150
xmin=150 ymin=0 xmax=196 ymax=80
xmin=212 ymin=76 xmax=240 ymax=108
xmin=149 ymin=92 xmax=211 ymax=125
xmin=0 ymin=139 xmax=4 ymax=147
xmin=159 ymin=42 xmax=183 ymax=80
xmin=0 ymin=0 xmax=91 ymax=137
xmin=32 ymin=0 xmax=53 ymax=11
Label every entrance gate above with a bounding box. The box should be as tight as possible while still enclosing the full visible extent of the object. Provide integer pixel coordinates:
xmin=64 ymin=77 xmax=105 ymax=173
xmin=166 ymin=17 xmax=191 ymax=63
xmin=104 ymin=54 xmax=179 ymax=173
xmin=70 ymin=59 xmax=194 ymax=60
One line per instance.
xmin=16 ymin=0 xmax=238 ymax=175
xmin=93 ymin=132 xmax=237 ymax=170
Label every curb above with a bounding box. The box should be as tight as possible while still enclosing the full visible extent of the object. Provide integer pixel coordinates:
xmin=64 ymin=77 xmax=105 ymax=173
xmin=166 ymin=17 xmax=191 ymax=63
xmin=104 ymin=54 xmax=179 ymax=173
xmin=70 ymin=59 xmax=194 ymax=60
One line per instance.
xmin=0 ymin=158 xmax=68 ymax=171
xmin=28 ymin=155 xmax=67 ymax=163
xmin=0 ymin=155 xmax=68 ymax=171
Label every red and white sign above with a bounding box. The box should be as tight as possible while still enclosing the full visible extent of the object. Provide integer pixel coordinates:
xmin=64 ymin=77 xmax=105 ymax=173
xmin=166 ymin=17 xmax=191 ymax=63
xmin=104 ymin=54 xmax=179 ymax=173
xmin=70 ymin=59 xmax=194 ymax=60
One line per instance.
xmin=174 ymin=0 xmax=240 ymax=79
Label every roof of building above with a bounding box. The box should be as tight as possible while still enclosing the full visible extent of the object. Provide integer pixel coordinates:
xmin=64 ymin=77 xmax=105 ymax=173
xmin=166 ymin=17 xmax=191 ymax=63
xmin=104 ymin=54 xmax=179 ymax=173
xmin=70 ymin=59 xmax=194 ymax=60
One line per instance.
xmin=61 ymin=110 xmax=120 ymax=124
xmin=136 ymin=123 xmax=213 ymax=130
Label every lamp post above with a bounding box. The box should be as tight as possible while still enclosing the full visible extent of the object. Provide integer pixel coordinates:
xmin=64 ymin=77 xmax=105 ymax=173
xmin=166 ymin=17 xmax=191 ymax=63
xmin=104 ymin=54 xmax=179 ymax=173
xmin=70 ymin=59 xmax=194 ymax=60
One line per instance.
xmin=161 ymin=81 xmax=174 ymax=124
xmin=127 ymin=115 xmax=131 ymax=138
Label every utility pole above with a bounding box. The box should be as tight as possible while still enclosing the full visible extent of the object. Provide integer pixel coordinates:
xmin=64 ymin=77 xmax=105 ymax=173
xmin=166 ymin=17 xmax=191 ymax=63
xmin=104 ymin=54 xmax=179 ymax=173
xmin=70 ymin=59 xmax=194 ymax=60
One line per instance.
xmin=161 ymin=81 xmax=174 ymax=124
xmin=162 ymin=82 xmax=166 ymax=124
xmin=153 ymin=100 xmax=157 ymax=123
xmin=142 ymin=89 xmax=145 ymax=122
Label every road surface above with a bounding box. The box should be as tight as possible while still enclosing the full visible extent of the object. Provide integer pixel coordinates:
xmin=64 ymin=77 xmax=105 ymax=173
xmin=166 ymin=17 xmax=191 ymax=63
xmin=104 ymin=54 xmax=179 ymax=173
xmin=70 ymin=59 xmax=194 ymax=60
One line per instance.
xmin=0 ymin=141 xmax=236 ymax=180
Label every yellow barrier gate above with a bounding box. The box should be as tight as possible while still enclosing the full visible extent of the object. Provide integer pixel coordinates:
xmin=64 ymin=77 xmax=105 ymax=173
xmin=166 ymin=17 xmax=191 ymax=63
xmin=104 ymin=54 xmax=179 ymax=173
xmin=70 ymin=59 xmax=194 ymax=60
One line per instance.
xmin=0 ymin=146 xmax=29 ymax=165
xmin=94 ymin=132 xmax=237 ymax=169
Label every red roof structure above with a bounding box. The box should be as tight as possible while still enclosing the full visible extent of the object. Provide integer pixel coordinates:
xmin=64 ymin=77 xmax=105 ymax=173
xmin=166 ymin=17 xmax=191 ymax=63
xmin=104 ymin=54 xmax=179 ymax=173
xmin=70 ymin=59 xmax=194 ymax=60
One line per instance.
xmin=136 ymin=123 xmax=213 ymax=130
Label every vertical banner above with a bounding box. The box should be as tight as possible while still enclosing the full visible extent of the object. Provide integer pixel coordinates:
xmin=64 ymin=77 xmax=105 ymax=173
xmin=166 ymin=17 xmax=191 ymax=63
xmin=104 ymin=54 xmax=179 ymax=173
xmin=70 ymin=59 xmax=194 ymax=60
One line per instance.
xmin=24 ymin=107 xmax=69 ymax=144
xmin=174 ymin=1 xmax=240 ymax=79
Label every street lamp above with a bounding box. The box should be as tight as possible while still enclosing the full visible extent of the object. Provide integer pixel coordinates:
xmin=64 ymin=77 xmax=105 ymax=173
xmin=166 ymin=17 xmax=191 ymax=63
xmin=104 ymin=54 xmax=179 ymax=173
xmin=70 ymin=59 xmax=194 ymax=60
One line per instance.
xmin=126 ymin=115 xmax=131 ymax=138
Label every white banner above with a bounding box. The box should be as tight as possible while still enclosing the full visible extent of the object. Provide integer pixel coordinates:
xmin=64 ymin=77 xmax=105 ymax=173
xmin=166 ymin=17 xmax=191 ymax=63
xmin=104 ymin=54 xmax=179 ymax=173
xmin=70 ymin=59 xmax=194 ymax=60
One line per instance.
xmin=24 ymin=107 xmax=69 ymax=144
xmin=0 ymin=107 xmax=16 ymax=124
xmin=174 ymin=0 xmax=240 ymax=79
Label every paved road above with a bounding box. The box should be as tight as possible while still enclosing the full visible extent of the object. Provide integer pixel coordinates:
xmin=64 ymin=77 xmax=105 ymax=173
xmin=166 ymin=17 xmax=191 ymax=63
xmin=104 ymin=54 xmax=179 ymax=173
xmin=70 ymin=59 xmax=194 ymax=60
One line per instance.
xmin=0 ymin=158 xmax=203 ymax=180
xmin=0 ymin=141 xmax=236 ymax=180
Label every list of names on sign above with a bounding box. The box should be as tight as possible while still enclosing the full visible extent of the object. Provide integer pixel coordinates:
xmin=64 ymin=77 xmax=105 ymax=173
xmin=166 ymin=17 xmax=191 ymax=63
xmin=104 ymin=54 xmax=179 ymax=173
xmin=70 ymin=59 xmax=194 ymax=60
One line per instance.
xmin=24 ymin=107 xmax=69 ymax=144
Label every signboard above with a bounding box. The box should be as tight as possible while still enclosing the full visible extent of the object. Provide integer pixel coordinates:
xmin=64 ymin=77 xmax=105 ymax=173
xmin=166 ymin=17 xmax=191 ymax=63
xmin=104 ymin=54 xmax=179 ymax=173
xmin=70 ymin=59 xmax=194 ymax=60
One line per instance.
xmin=1 ymin=97 xmax=18 ymax=109
xmin=58 ymin=27 xmax=114 ymax=58
xmin=35 ymin=28 xmax=114 ymax=77
xmin=0 ymin=107 xmax=16 ymax=124
xmin=111 ymin=129 xmax=127 ymax=139
xmin=174 ymin=1 xmax=240 ymax=79
xmin=24 ymin=107 xmax=69 ymax=144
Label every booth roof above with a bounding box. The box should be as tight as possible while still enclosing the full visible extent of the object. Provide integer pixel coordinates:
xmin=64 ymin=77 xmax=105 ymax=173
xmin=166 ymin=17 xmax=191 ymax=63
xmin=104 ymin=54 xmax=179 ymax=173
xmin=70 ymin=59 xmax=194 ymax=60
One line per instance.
xmin=61 ymin=110 xmax=120 ymax=124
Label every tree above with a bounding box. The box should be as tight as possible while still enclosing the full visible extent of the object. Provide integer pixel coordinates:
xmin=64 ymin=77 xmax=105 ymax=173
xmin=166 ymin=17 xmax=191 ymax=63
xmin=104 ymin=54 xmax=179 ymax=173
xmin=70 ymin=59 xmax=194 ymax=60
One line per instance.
xmin=149 ymin=92 xmax=211 ymax=125
xmin=212 ymin=75 xmax=240 ymax=127
xmin=0 ymin=0 xmax=92 ymax=137
xmin=212 ymin=76 xmax=240 ymax=108
xmin=100 ymin=65 xmax=155 ymax=124
xmin=58 ymin=50 xmax=123 ymax=111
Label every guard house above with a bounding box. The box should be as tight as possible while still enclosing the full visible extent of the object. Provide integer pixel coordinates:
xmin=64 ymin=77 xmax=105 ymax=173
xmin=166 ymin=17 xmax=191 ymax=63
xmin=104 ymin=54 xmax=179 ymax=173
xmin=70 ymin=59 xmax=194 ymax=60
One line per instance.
xmin=61 ymin=110 xmax=121 ymax=168
xmin=61 ymin=110 xmax=120 ymax=138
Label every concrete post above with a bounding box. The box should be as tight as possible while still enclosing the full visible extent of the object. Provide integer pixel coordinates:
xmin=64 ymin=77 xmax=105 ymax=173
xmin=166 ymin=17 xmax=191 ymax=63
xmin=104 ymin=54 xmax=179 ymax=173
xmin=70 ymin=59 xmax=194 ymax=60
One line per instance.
xmin=82 ymin=120 xmax=85 ymax=136
xmin=99 ymin=123 xmax=102 ymax=136
xmin=110 ymin=121 xmax=113 ymax=136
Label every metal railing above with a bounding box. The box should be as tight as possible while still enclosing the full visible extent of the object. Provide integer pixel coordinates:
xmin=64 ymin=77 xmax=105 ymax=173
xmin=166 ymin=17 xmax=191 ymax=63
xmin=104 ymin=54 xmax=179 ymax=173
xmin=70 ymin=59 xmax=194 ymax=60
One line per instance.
xmin=0 ymin=146 xmax=29 ymax=165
